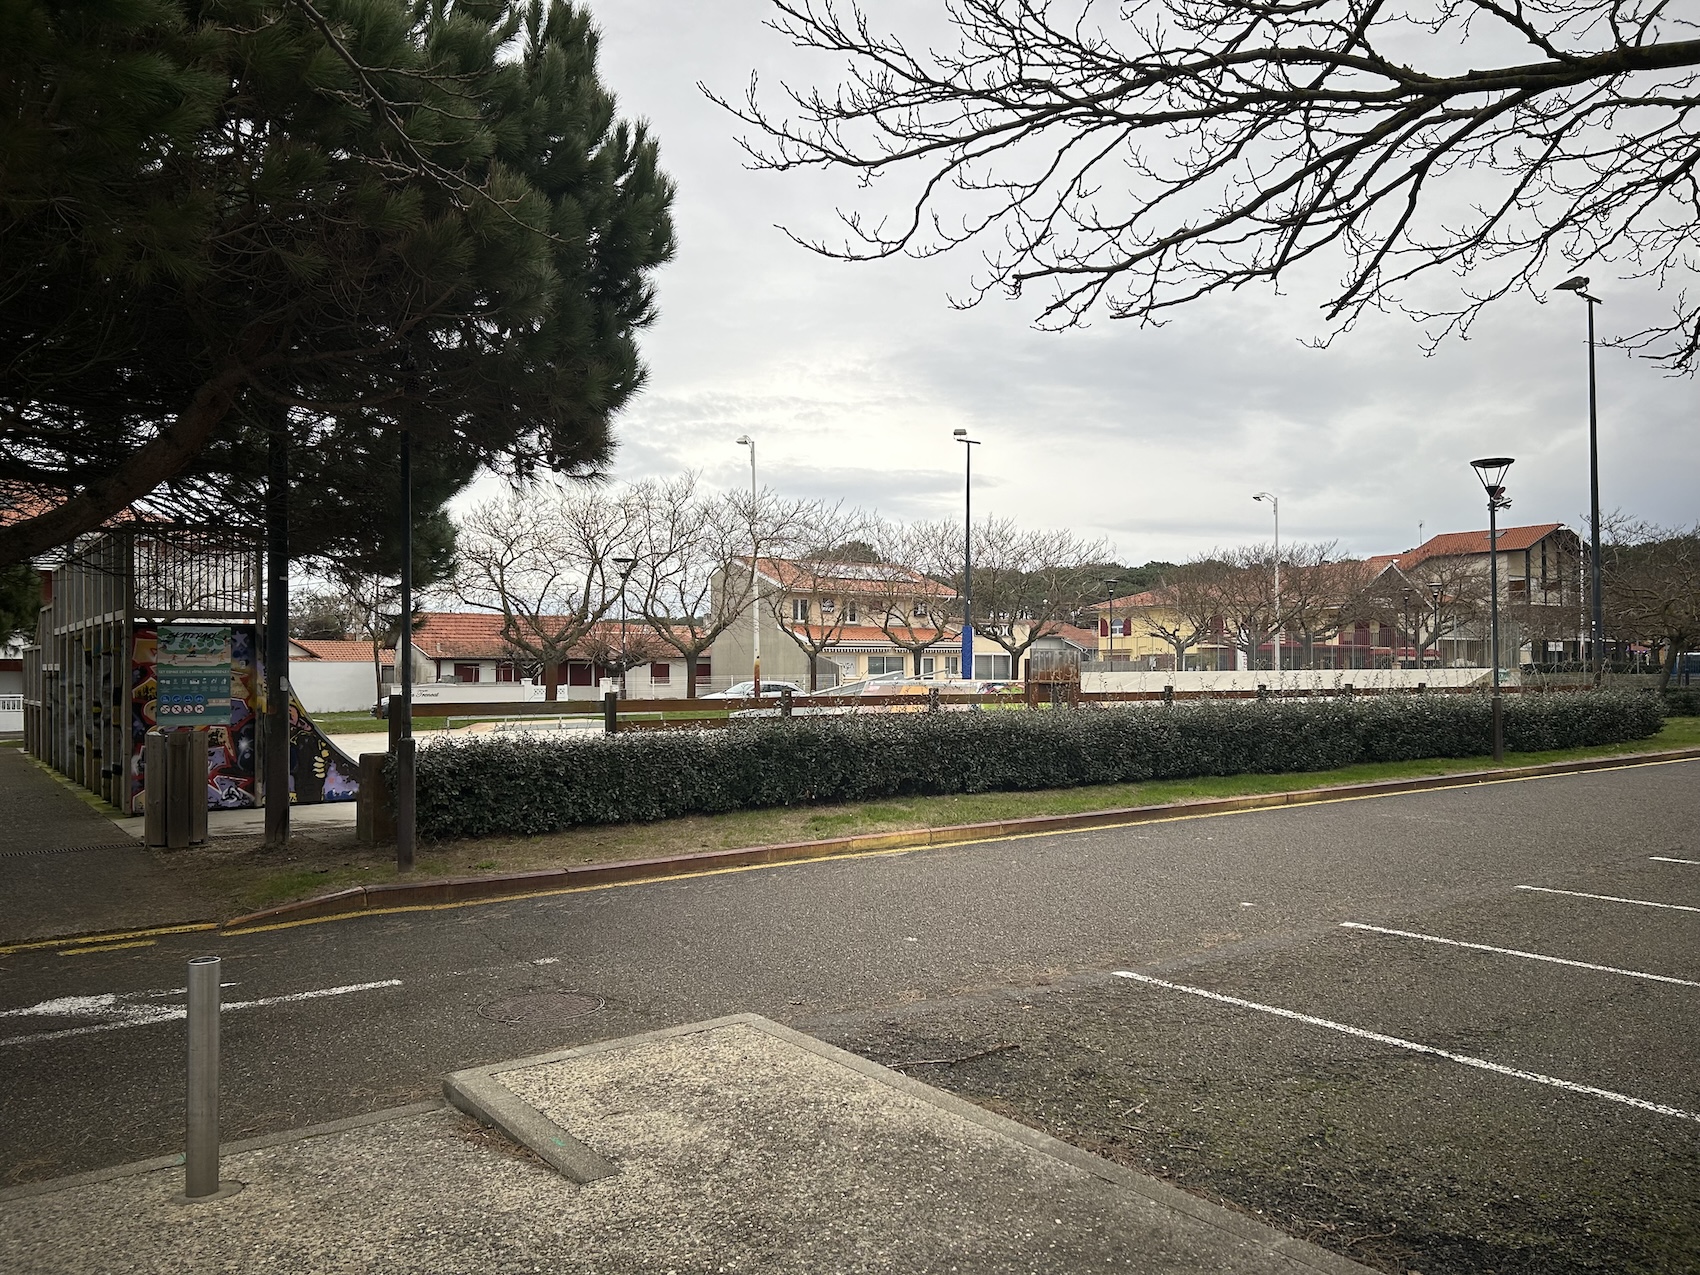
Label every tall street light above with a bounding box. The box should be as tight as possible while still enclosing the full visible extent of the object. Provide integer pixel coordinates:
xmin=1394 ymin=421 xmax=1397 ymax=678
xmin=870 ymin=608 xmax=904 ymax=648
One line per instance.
xmin=954 ymin=428 xmax=980 ymax=681
xmin=1553 ymin=274 xmax=1605 ymax=685
xmin=1253 ymin=492 xmax=1280 ymax=676
xmin=735 ymin=435 xmax=760 ymax=696
xmin=1471 ymin=457 xmax=1515 ymax=762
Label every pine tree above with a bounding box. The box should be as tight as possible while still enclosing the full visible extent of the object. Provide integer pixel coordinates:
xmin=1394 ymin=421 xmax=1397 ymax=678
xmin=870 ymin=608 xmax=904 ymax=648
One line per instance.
xmin=0 ymin=0 xmax=675 ymax=565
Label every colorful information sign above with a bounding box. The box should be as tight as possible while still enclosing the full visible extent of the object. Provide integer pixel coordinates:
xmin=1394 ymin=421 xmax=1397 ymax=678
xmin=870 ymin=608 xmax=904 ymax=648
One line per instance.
xmin=155 ymin=625 xmax=233 ymax=725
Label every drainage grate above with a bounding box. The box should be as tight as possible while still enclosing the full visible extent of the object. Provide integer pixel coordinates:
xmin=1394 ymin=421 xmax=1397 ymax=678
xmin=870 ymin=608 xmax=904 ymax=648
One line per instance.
xmin=0 ymin=842 xmax=143 ymax=860
xmin=478 ymin=992 xmax=604 ymax=1026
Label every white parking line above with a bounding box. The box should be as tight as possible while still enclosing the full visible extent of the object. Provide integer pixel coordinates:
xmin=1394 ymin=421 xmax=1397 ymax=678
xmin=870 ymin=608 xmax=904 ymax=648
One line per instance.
xmin=1516 ymin=886 xmax=1700 ymax=913
xmin=1339 ymin=923 xmax=1700 ymax=988
xmin=1650 ymin=856 xmax=1700 ymax=865
xmin=1113 ymin=971 xmax=1699 ymax=1122
xmin=0 ymin=980 xmax=403 ymax=1048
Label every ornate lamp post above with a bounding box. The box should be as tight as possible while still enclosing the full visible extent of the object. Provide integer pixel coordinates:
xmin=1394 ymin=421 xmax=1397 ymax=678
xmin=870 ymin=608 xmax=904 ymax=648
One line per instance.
xmin=1470 ymin=457 xmax=1515 ymax=761
xmin=612 ymin=555 xmax=636 ymax=698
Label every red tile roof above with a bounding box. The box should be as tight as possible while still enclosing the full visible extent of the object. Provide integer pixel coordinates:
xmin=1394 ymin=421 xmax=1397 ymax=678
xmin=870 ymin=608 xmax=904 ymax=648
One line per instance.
xmin=407 ymin=613 xmax=628 ymax=660
xmin=1376 ymin=524 xmax=1569 ymax=573
xmin=1092 ymin=588 xmax=1169 ymax=611
xmin=292 ymin=639 xmax=377 ymax=662
xmin=748 ymin=557 xmax=955 ymax=598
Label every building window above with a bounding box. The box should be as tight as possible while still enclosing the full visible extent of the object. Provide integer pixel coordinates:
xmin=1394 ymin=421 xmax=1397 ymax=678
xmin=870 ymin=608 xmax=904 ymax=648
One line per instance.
xmin=973 ymin=654 xmax=1012 ymax=679
xmin=791 ymin=598 xmax=811 ymax=623
xmin=845 ymin=602 xmax=858 ymax=622
xmin=912 ymin=600 xmax=928 ymax=617
xmin=695 ymin=660 xmax=712 ymax=679
xmin=921 ymin=656 xmax=935 ymax=675
xmin=453 ymin=663 xmax=481 ymax=684
xmin=650 ymin=662 xmax=671 ymax=683
xmin=867 ymin=654 xmax=905 ymax=675
xmin=567 ymin=661 xmax=594 ymax=686
xmin=496 ymin=662 xmax=519 ymax=683
xmin=819 ymin=598 xmax=836 ymax=616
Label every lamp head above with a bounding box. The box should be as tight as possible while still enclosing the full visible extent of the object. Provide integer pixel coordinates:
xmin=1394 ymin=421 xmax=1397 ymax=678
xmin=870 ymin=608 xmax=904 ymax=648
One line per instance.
xmin=1470 ymin=456 xmax=1514 ymax=494
xmin=1253 ymin=491 xmax=1275 ymax=504
xmin=613 ymin=556 xmax=636 ymax=578
xmin=1554 ymin=275 xmax=1589 ymax=292
xmin=735 ymin=435 xmax=751 ymax=446
xmin=952 ymin=428 xmax=967 ymax=437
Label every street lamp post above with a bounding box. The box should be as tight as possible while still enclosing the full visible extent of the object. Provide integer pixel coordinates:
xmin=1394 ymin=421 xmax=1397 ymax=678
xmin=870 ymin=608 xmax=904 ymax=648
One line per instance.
xmin=1429 ymin=581 xmax=1442 ymax=667
xmin=1102 ymin=577 xmax=1122 ymax=665
xmin=953 ymin=429 xmax=980 ymax=681
xmin=1471 ymin=457 xmax=1515 ymax=762
xmin=735 ymin=435 xmax=760 ymax=696
xmin=1253 ymin=492 xmax=1280 ymax=676
xmin=612 ymin=556 xmax=636 ymax=699
xmin=1554 ymin=275 xmax=1605 ymax=685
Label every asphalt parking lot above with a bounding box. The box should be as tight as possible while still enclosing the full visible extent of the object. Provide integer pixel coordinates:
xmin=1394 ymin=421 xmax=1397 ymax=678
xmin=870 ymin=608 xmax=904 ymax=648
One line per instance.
xmin=820 ymin=834 xmax=1700 ymax=1274
xmin=3 ymin=760 xmax=1696 ymax=1273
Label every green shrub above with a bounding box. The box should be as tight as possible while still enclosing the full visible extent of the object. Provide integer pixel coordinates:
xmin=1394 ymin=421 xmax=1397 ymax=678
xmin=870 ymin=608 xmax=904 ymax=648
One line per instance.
xmin=1662 ymin=687 xmax=1700 ymax=716
xmin=409 ymin=690 xmax=1664 ymax=840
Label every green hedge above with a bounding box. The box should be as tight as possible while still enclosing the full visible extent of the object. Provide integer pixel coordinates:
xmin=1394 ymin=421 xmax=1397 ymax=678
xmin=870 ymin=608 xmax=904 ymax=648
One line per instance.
xmin=1663 ymin=687 xmax=1700 ymax=716
xmin=410 ymin=691 xmax=1665 ymax=840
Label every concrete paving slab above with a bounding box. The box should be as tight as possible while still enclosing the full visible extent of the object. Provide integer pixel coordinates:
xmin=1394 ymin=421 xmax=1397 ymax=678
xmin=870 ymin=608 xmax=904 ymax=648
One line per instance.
xmin=1 ymin=1014 xmax=1371 ymax=1274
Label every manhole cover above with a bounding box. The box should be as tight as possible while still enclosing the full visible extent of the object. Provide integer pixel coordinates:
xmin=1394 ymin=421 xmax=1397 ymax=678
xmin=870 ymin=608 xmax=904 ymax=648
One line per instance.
xmin=478 ymin=992 xmax=604 ymax=1025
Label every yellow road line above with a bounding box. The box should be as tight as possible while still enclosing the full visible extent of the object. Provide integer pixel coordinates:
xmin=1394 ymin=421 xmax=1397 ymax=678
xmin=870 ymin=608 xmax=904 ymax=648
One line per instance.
xmin=10 ymin=753 xmax=1694 ymax=946
xmin=57 ymin=939 xmax=157 ymax=956
xmin=0 ymin=922 xmax=217 ymax=957
xmin=221 ymin=752 xmax=1697 ymax=936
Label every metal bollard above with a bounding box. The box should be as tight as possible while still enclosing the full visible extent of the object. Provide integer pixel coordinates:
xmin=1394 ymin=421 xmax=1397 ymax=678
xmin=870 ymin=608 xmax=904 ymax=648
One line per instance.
xmin=780 ymin=687 xmax=793 ymax=718
xmin=603 ymin=690 xmax=618 ymax=735
xmin=180 ymin=956 xmax=240 ymax=1202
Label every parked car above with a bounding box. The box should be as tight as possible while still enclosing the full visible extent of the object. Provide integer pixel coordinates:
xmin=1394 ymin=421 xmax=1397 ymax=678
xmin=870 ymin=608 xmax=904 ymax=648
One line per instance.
xmin=701 ymin=680 xmax=804 ymax=699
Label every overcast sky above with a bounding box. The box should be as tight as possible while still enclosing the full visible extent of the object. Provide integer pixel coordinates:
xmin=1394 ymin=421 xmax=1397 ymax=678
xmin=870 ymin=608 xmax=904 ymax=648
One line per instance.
xmin=465 ymin=0 xmax=1696 ymax=565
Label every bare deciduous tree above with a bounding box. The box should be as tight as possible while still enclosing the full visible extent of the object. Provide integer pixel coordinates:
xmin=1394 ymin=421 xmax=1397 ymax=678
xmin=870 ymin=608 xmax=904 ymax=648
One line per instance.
xmin=454 ymin=484 xmax=637 ymax=700
xmin=869 ymin=519 xmax=960 ymax=674
xmin=629 ymin=475 xmax=798 ymax=697
xmin=965 ymin=518 xmax=1110 ymax=676
xmin=765 ymin=501 xmax=881 ymax=690
xmin=1136 ymin=561 xmax=1230 ymax=671
xmin=715 ymin=1 xmax=1700 ymax=369
xmin=1601 ymin=517 xmax=1700 ymax=686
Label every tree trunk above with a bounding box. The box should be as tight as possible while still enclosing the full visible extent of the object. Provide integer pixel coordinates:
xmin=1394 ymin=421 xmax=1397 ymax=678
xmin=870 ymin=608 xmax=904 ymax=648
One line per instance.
xmin=544 ymin=660 xmax=560 ymax=701
xmin=1659 ymin=637 xmax=1679 ymax=691
xmin=0 ymin=360 xmax=254 ymax=567
xmin=685 ymin=655 xmax=698 ymax=698
xmin=264 ymin=422 xmax=290 ymax=849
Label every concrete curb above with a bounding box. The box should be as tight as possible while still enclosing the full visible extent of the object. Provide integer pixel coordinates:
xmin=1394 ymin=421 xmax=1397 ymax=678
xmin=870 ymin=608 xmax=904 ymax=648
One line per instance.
xmin=442 ymin=1014 xmax=1375 ymax=1275
xmin=0 ymin=1101 xmax=446 ymax=1203
xmin=444 ymin=1066 xmax=618 ymax=1184
xmin=219 ymin=746 xmax=1700 ymax=933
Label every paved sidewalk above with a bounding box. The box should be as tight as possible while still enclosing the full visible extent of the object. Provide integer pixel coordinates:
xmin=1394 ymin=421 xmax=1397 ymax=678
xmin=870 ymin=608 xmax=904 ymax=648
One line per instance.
xmin=0 ymin=749 xmax=207 ymax=942
xmin=0 ymin=1015 xmax=1369 ymax=1275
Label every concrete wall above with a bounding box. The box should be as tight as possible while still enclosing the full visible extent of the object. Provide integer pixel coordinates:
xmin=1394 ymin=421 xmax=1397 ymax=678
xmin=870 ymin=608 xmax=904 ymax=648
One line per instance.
xmin=290 ymin=659 xmax=382 ymax=714
xmin=1081 ymin=667 xmax=1494 ymax=695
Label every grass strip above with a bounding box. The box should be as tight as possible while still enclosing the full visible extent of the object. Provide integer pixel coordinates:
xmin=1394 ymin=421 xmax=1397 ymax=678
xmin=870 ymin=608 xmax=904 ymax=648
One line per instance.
xmin=170 ymin=716 xmax=1700 ymax=916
